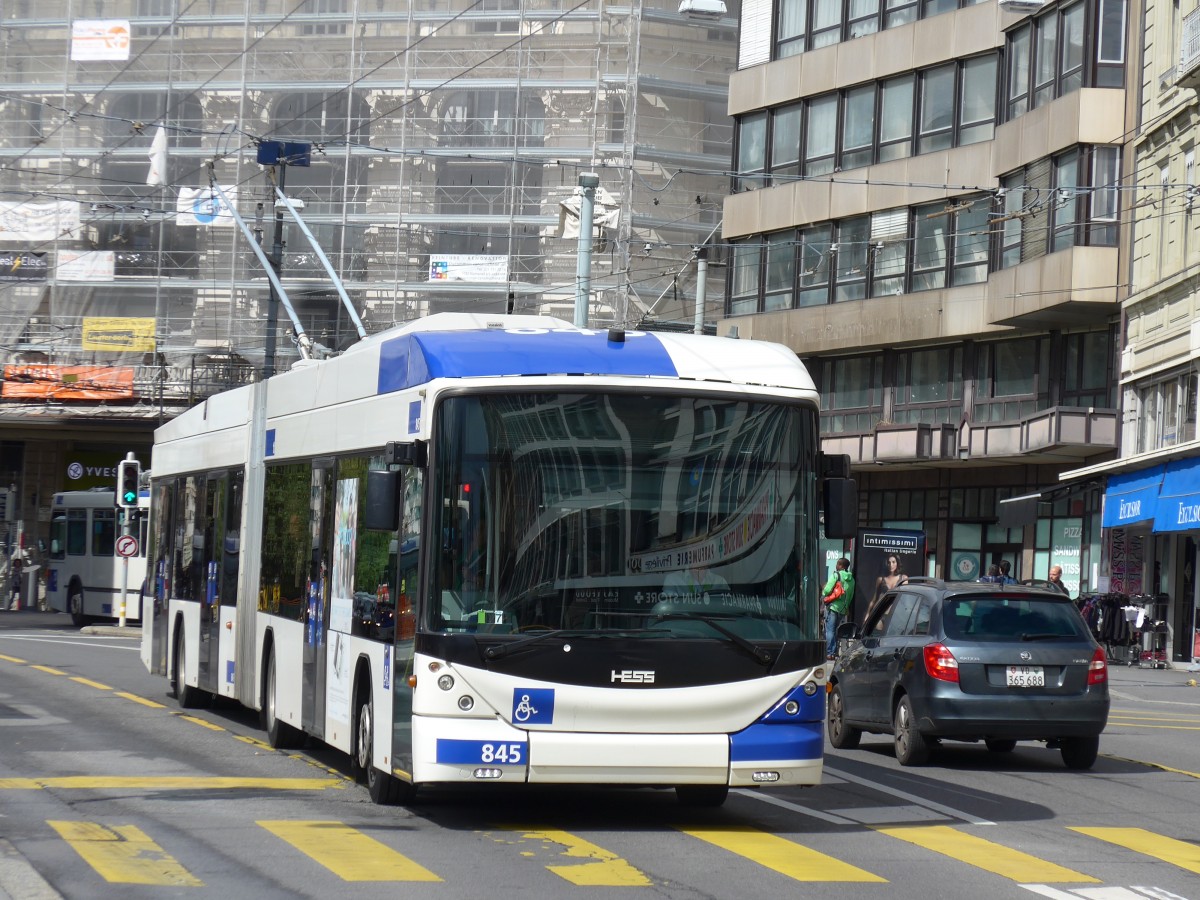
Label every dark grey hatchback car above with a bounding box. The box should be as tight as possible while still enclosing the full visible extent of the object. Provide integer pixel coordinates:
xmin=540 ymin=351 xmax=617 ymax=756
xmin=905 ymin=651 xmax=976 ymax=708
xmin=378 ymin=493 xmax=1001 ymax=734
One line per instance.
xmin=828 ymin=579 xmax=1109 ymax=769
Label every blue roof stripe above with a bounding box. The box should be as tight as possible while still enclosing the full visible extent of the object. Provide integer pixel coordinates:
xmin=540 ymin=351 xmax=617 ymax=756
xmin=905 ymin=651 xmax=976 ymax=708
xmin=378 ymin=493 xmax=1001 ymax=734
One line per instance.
xmin=377 ymin=330 xmax=678 ymax=395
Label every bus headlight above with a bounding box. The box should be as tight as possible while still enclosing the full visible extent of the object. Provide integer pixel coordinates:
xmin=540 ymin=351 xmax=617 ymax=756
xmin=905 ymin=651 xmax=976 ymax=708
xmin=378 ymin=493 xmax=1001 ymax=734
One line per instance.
xmin=802 ymin=681 xmax=819 ymax=696
xmin=457 ymin=695 xmax=474 ymax=711
xmin=784 ymin=701 xmax=800 ymax=715
xmin=437 ymin=674 xmax=455 ymax=691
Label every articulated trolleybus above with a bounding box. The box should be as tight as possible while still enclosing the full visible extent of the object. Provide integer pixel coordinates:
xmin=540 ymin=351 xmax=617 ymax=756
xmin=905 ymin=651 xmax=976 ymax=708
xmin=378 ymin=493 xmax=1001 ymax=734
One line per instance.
xmin=143 ymin=313 xmax=855 ymax=806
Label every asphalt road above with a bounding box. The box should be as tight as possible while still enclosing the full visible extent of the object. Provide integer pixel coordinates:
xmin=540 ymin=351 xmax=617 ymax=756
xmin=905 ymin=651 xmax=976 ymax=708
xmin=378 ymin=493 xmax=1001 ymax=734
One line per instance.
xmin=1 ymin=609 xmax=1198 ymax=900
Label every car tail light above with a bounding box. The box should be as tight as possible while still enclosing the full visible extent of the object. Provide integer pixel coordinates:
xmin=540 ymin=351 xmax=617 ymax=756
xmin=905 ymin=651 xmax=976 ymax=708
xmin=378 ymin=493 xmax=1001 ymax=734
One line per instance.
xmin=1087 ymin=647 xmax=1108 ymax=685
xmin=923 ymin=643 xmax=959 ymax=683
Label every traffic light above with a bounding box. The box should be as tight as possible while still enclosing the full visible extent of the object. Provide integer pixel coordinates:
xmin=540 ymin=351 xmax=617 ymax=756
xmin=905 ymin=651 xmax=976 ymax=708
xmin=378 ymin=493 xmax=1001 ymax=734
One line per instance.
xmin=117 ymin=460 xmax=141 ymax=509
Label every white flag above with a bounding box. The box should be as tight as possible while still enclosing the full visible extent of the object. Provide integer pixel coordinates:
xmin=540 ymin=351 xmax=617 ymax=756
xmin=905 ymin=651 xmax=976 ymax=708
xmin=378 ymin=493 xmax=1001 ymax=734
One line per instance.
xmin=146 ymin=126 xmax=168 ymax=186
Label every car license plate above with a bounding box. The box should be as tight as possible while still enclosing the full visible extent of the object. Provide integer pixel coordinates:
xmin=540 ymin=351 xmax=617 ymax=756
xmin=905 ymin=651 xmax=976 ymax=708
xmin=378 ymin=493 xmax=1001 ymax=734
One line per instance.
xmin=1006 ymin=665 xmax=1044 ymax=687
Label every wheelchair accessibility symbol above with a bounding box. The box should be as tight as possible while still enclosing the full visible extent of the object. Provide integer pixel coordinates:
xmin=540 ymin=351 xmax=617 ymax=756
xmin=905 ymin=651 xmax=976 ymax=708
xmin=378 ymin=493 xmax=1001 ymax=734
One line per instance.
xmin=511 ymin=687 xmax=554 ymax=725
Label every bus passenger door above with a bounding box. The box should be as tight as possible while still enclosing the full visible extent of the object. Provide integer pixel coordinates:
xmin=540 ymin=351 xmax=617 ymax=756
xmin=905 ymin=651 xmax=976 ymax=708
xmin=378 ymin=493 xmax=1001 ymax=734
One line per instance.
xmin=303 ymin=462 xmax=334 ymax=739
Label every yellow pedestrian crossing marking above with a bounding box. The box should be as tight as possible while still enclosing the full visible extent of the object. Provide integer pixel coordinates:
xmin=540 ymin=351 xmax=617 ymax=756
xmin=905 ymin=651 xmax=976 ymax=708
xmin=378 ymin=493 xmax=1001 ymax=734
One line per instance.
xmin=501 ymin=827 xmax=652 ymax=886
xmin=49 ymin=820 xmax=202 ymax=886
xmin=0 ymin=776 xmax=344 ymax=791
xmin=178 ymin=714 xmax=225 ymax=731
xmin=29 ymin=665 xmax=66 ymax=676
xmin=679 ymin=825 xmax=886 ymax=883
xmin=0 ymin=653 xmax=27 ymax=663
xmin=258 ymin=820 xmax=441 ymax=882
xmin=876 ymin=825 xmax=1098 ymax=883
xmin=1071 ymin=826 xmax=1200 ymax=875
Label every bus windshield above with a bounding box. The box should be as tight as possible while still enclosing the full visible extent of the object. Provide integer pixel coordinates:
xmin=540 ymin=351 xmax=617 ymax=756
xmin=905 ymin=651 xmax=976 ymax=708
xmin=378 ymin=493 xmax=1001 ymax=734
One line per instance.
xmin=428 ymin=391 xmax=819 ymax=642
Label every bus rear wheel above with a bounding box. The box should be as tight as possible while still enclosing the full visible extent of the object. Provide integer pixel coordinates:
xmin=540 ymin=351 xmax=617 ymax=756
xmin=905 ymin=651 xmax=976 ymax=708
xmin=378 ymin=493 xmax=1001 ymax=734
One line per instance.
xmin=68 ymin=589 xmax=89 ymax=628
xmin=172 ymin=628 xmax=203 ymax=709
xmin=262 ymin=649 xmax=302 ymax=749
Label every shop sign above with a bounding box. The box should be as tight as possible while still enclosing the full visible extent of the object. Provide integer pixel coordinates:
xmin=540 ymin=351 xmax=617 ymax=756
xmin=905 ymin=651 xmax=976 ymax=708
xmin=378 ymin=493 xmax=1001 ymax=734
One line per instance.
xmin=1050 ymin=518 xmax=1082 ymax=596
xmin=0 ymin=252 xmax=48 ymax=282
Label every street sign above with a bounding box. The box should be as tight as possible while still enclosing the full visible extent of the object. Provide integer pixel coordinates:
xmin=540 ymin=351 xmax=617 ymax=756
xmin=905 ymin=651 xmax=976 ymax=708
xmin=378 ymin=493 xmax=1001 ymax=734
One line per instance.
xmin=115 ymin=534 xmax=139 ymax=558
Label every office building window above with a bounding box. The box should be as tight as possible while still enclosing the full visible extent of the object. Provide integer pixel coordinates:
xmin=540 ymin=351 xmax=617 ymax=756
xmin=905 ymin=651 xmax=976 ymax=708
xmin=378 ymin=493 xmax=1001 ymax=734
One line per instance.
xmin=770 ymin=0 xmax=979 ymax=58
xmin=799 ymin=224 xmax=833 ymax=306
xmin=1004 ymin=0 xmax=1127 ymax=120
xmin=1063 ymin=330 xmax=1115 ymax=409
xmin=834 ymin=216 xmax=871 ymax=302
xmin=764 ymin=231 xmax=796 ymax=310
xmin=1134 ymin=368 xmax=1199 ymax=453
xmin=729 ymin=241 xmax=762 ymax=315
xmin=818 ymin=355 xmax=884 ymax=432
xmin=736 ymin=54 xmax=998 ymax=180
xmin=894 ymin=346 xmax=963 ymax=425
xmin=974 ymin=338 xmax=1049 ymax=422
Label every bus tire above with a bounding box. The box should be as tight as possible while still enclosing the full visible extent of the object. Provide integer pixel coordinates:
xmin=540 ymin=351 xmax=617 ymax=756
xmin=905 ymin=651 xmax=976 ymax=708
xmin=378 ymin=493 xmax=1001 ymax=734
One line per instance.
xmin=675 ymin=785 xmax=729 ymax=807
xmin=356 ymin=686 xmax=412 ymax=805
xmin=68 ymin=587 xmax=89 ymax=628
xmin=261 ymin=648 xmax=302 ymax=749
xmin=172 ymin=627 xmax=203 ymax=709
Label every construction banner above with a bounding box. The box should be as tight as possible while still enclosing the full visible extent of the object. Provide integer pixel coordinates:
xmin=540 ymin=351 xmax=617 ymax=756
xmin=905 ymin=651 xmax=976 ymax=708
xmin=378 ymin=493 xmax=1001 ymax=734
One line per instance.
xmin=1 ymin=365 xmax=135 ymax=400
xmin=82 ymin=317 xmax=156 ymax=352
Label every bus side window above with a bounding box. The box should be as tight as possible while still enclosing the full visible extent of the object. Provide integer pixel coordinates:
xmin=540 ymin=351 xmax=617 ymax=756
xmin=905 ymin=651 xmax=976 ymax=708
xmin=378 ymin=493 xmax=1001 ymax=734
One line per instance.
xmin=66 ymin=509 xmax=88 ymax=556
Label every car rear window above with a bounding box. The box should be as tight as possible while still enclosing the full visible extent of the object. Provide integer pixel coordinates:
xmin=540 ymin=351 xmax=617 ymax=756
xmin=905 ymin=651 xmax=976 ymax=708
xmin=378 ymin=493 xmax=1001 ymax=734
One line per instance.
xmin=942 ymin=595 xmax=1089 ymax=642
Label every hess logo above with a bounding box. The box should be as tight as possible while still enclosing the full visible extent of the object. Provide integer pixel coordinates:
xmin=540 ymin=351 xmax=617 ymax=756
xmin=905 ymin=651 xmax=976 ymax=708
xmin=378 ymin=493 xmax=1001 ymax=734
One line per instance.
xmin=611 ymin=669 xmax=655 ymax=684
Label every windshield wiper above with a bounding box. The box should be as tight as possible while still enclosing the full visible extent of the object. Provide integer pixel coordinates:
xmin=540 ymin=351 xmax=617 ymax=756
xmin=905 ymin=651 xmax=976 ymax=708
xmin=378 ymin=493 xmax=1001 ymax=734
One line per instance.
xmin=653 ymin=613 xmax=774 ymax=666
xmin=1021 ymin=632 xmax=1066 ymax=641
xmin=483 ymin=628 xmax=657 ymax=661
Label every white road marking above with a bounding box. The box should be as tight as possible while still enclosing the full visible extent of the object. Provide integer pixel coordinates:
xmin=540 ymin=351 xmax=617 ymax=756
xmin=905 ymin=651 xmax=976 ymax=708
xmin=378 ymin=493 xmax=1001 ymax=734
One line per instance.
xmin=0 ymin=635 xmax=139 ymax=651
xmin=825 ymin=762 xmax=996 ymax=826
xmin=733 ymin=789 xmax=858 ymax=825
xmin=1022 ymin=887 xmax=1190 ymax=900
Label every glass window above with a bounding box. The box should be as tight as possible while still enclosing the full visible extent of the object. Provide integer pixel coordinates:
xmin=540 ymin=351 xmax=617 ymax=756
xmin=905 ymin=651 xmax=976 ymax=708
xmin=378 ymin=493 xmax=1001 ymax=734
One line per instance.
xmin=1090 ymin=145 xmax=1120 ymax=245
xmin=92 ymin=509 xmax=116 ymax=558
xmin=922 ymin=0 xmax=956 ymax=15
xmin=885 ymin=0 xmax=918 ymax=29
xmin=729 ymin=241 xmax=762 ymax=316
xmin=260 ymin=463 xmax=312 ymax=621
xmin=67 ymin=509 xmax=88 ymax=556
xmin=1053 ymin=150 xmax=1080 ymax=252
xmin=994 ymin=340 xmax=1039 ymax=397
xmin=765 ymin=231 xmax=795 ymax=311
xmin=1097 ymin=0 xmax=1126 ymax=63
xmin=1060 ymin=2 xmax=1085 ymax=94
xmin=958 ymin=55 xmax=996 ymax=146
xmin=913 ymin=205 xmax=948 ymax=291
xmin=848 ymin=0 xmax=881 ymax=39
xmin=777 ymin=0 xmax=807 ymax=58
xmin=870 ymin=208 xmax=908 ymax=297
xmin=919 ymin=65 xmax=955 ymax=153
xmin=835 ymin=216 xmax=870 ymax=302
xmin=805 ymin=94 xmax=838 ymax=176
xmin=812 ymin=0 xmax=842 ymax=48
xmin=771 ymin=104 xmax=802 ymax=178
xmin=1033 ymin=12 xmax=1058 ymax=108
xmin=842 ymin=84 xmax=877 ymax=170
xmin=1008 ymin=25 xmax=1031 ymax=118
xmin=879 ymin=74 xmax=914 ymax=163
xmin=799 ymin=224 xmax=833 ymax=306
xmin=736 ymin=113 xmax=767 ymax=191
xmin=999 ymin=172 xmax=1025 ymax=268
xmin=952 ymin=200 xmax=989 ymax=285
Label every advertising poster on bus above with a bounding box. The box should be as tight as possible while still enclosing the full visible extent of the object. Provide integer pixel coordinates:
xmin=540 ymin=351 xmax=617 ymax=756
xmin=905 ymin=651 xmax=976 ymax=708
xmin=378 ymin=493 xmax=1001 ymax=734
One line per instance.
xmin=852 ymin=528 xmax=926 ymax=623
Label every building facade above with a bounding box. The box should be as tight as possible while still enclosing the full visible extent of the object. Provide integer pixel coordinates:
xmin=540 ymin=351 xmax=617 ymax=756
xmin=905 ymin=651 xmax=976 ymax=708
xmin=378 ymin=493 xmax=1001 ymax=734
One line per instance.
xmin=723 ymin=0 xmax=1138 ymax=591
xmin=0 ymin=0 xmax=737 ymax=557
xmin=1065 ymin=0 xmax=1200 ymax=664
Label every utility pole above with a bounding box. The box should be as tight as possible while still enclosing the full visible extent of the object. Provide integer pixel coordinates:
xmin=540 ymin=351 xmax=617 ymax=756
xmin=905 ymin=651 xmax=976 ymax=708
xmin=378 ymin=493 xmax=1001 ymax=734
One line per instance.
xmin=256 ymin=141 xmax=312 ymax=378
xmin=574 ymin=172 xmax=599 ymax=328
xmin=692 ymin=245 xmax=708 ymax=335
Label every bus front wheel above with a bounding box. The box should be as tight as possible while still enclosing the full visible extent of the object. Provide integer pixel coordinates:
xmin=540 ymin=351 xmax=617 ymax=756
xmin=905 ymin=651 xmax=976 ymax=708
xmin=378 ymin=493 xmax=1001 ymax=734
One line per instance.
xmin=356 ymin=687 xmax=413 ymax=806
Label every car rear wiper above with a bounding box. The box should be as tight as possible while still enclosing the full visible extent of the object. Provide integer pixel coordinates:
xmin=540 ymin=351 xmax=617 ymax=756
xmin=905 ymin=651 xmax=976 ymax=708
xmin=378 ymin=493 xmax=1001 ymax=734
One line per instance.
xmin=483 ymin=628 xmax=658 ymax=661
xmin=1020 ymin=632 xmax=1066 ymax=641
xmin=653 ymin=613 xmax=774 ymax=666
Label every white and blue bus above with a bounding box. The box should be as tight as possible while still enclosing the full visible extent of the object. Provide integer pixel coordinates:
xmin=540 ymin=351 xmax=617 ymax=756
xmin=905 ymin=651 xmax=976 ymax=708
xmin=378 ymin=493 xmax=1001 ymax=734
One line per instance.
xmin=142 ymin=313 xmax=855 ymax=806
xmin=47 ymin=489 xmax=149 ymax=627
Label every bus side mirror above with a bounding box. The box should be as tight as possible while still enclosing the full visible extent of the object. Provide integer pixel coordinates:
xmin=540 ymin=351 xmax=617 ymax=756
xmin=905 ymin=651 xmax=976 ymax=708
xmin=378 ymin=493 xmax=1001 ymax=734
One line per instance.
xmin=365 ymin=470 xmax=401 ymax=531
xmin=822 ymin=478 xmax=858 ymax=539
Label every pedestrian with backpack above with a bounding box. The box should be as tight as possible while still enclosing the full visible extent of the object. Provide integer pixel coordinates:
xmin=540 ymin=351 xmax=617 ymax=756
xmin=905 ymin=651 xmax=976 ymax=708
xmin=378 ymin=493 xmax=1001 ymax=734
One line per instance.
xmin=822 ymin=557 xmax=855 ymax=660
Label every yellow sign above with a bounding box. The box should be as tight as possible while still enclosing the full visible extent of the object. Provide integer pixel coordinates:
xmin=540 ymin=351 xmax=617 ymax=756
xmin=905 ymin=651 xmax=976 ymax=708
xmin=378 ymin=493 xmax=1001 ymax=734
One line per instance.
xmin=81 ymin=317 xmax=156 ymax=352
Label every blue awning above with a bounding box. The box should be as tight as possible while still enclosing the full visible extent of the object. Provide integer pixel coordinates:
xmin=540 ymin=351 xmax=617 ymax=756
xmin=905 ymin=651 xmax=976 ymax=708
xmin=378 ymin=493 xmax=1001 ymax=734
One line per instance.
xmin=1102 ymin=464 xmax=1164 ymax=528
xmin=1154 ymin=456 xmax=1200 ymax=532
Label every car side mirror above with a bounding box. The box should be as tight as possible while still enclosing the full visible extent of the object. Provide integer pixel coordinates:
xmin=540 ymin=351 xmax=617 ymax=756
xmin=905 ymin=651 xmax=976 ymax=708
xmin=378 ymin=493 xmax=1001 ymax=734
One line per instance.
xmin=835 ymin=620 xmax=860 ymax=641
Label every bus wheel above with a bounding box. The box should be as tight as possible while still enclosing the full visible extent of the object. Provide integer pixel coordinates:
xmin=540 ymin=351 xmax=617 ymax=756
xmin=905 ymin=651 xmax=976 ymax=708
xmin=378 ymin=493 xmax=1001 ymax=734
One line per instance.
xmin=675 ymin=785 xmax=729 ymax=807
xmin=261 ymin=649 xmax=302 ymax=749
xmin=172 ymin=628 xmax=202 ymax=709
xmin=356 ymin=687 xmax=412 ymax=806
xmin=68 ymin=589 xmax=89 ymax=628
